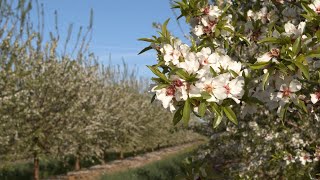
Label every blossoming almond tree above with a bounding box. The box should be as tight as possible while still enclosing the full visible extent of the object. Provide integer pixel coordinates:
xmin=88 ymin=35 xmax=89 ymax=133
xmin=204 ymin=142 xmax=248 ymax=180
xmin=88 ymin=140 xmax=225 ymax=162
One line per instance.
xmin=140 ymin=0 xmax=320 ymax=178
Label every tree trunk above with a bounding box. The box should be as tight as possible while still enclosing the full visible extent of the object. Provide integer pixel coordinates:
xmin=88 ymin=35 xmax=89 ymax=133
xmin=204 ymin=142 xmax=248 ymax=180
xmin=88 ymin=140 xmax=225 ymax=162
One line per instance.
xmin=75 ymin=156 xmax=81 ymax=171
xmin=120 ymin=151 xmax=124 ymax=159
xmin=34 ymin=156 xmax=40 ymax=180
xmin=102 ymin=151 xmax=107 ymax=165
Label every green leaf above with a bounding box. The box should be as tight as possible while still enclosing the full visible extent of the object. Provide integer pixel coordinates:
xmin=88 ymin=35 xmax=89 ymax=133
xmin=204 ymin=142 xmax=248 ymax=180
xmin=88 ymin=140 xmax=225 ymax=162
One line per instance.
xmin=173 ymin=106 xmax=183 ymax=125
xmin=279 ymin=103 xmax=290 ymax=122
xmin=211 ymin=103 xmax=222 ymax=116
xmin=294 ymin=61 xmax=310 ymax=80
xmin=198 ymin=101 xmax=207 ymax=117
xmin=138 ymin=46 xmax=153 ymax=55
xmin=262 ymin=72 xmax=269 ymax=91
xmin=151 ymin=94 xmax=156 ymax=103
xmin=183 ymin=99 xmax=191 ymax=126
xmin=210 ymin=66 xmax=217 ymax=77
xmin=215 ymin=28 xmax=220 ymax=37
xmin=138 ymin=38 xmax=155 ymax=43
xmin=301 ymin=3 xmax=317 ymax=16
xmin=147 ymin=65 xmax=170 ymax=83
xmin=212 ymin=114 xmax=223 ymax=129
xmin=221 ymin=26 xmax=234 ymax=33
xmin=201 ymin=92 xmax=212 ymax=100
xmin=162 ymin=18 xmax=170 ymax=37
xmin=229 ymin=69 xmax=238 ymax=78
xmin=297 ymin=99 xmax=308 ymax=114
xmin=154 ymin=84 xmax=169 ymax=90
xmin=292 ymin=36 xmax=301 ymax=56
xmin=307 ymin=53 xmax=320 ymax=58
xmin=222 ymin=106 xmax=238 ymax=125
xmin=250 ymin=62 xmax=269 ymax=70
xmin=258 ymin=37 xmax=279 ymax=44
xmin=175 ymin=68 xmax=190 ymax=80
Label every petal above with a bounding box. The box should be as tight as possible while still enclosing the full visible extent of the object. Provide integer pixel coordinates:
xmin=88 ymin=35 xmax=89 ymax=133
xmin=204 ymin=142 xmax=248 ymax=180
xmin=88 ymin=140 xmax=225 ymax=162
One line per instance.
xmin=213 ymin=87 xmax=228 ymax=100
xmin=169 ymin=104 xmax=176 ymax=112
xmin=161 ymin=96 xmax=173 ymax=109
xmin=257 ymin=53 xmax=272 ymax=62
xmin=279 ymin=84 xmax=288 ymax=92
xmin=163 ymin=44 xmax=173 ymax=53
xmin=284 ymin=22 xmax=296 ymax=34
xmin=298 ymin=22 xmax=306 ymax=34
xmin=194 ymin=25 xmax=204 ymax=36
xmin=277 ymin=92 xmax=283 ymax=99
xmin=189 ymin=85 xmax=201 ymax=98
xmin=231 ymin=96 xmax=241 ymax=104
xmin=201 ymin=47 xmax=211 ymax=55
xmin=289 ymin=79 xmax=302 ymax=92
xmin=311 ymin=94 xmax=319 ymax=104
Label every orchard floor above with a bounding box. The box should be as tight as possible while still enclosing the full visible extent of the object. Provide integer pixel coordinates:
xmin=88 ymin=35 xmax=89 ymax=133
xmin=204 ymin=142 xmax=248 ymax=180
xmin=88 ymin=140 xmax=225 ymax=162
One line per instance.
xmin=45 ymin=141 xmax=204 ymax=180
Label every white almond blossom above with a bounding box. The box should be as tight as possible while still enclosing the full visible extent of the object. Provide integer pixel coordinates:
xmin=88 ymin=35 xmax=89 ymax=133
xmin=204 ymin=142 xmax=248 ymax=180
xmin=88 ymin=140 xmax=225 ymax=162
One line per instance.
xmin=276 ymin=78 xmax=302 ymax=103
xmin=151 ymin=86 xmax=176 ymax=112
xmin=309 ymin=0 xmax=320 ymax=14
xmin=298 ymin=152 xmax=312 ymax=165
xmin=189 ymin=74 xmax=229 ymax=102
xmin=226 ymin=76 xmax=245 ymax=104
xmin=257 ymin=48 xmax=280 ymax=63
xmin=177 ymin=52 xmax=200 ymax=75
xmin=310 ymin=91 xmax=320 ymax=104
xmin=284 ymin=21 xmax=306 ymax=39
xmin=283 ymin=154 xmax=296 ymax=165
xmin=160 ymin=40 xmax=190 ymax=66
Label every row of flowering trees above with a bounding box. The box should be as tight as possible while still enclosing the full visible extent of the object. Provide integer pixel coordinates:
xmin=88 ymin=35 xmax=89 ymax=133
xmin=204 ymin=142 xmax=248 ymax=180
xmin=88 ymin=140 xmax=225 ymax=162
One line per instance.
xmin=141 ymin=0 xmax=320 ymax=178
xmin=0 ymin=1 xmax=203 ymax=180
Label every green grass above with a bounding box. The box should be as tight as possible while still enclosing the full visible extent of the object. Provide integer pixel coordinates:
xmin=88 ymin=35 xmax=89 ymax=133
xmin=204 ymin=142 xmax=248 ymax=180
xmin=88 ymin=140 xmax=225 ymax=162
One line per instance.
xmin=100 ymin=144 xmax=199 ymax=180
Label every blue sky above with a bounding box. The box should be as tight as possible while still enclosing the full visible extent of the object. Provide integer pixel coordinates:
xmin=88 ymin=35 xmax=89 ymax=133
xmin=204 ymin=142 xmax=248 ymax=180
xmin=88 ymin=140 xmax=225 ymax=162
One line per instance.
xmin=34 ymin=0 xmax=190 ymax=77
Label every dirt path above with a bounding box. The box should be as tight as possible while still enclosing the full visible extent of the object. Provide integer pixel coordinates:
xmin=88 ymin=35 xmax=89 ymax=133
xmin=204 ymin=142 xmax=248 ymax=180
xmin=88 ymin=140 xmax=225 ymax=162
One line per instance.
xmin=45 ymin=141 xmax=203 ymax=180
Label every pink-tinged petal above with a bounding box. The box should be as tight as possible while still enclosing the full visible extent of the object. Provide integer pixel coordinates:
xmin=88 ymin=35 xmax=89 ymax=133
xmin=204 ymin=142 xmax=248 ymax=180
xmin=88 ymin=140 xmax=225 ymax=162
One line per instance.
xmin=284 ymin=22 xmax=296 ymax=34
xmin=311 ymin=94 xmax=319 ymax=104
xmin=279 ymin=84 xmax=288 ymax=92
xmin=315 ymin=0 xmax=320 ymax=8
xmin=289 ymin=80 xmax=301 ymax=92
xmin=257 ymin=52 xmax=272 ymax=62
xmin=201 ymin=47 xmax=211 ymax=55
xmin=194 ymin=25 xmax=204 ymax=36
xmin=213 ymin=87 xmax=228 ymax=100
xmin=161 ymin=95 xmax=173 ymax=109
xmin=229 ymin=76 xmax=245 ymax=97
xmin=188 ymin=85 xmax=201 ymax=98
xmin=277 ymin=92 xmax=283 ymax=99
xmin=169 ymin=104 xmax=176 ymax=112
xmin=231 ymin=97 xmax=241 ymax=104
xmin=163 ymin=44 xmax=173 ymax=53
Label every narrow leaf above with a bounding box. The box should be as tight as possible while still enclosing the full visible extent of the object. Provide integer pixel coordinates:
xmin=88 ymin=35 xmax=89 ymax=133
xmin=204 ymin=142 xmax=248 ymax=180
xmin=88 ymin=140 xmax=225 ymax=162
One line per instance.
xmin=138 ymin=46 xmax=153 ymax=55
xmin=173 ymin=106 xmax=183 ymax=125
xmin=147 ymin=65 xmax=170 ymax=83
xmin=182 ymin=99 xmax=191 ymax=125
xmin=213 ymin=115 xmax=223 ymax=129
xmin=292 ymin=36 xmax=301 ymax=56
xmin=294 ymin=61 xmax=310 ymax=80
xmin=198 ymin=101 xmax=207 ymax=117
xmin=223 ymin=106 xmax=238 ymax=125
xmin=262 ymin=72 xmax=269 ymax=91
xmin=250 ymin=62 xmax=270 ymax=70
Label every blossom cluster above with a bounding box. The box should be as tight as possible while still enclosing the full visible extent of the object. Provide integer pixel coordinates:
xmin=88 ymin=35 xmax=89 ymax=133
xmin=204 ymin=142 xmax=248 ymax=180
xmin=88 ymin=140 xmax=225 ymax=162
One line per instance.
xmin=151 ymin=38 xmax=245 ymax=114
xmin=140 ymin=0 xmax=320 ymax=177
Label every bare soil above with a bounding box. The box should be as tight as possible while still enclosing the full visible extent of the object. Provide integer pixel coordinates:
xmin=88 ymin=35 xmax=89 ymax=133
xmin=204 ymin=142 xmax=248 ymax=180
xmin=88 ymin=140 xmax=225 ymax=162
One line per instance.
xmin=44 ymin=141 xmax=203 ymax=180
